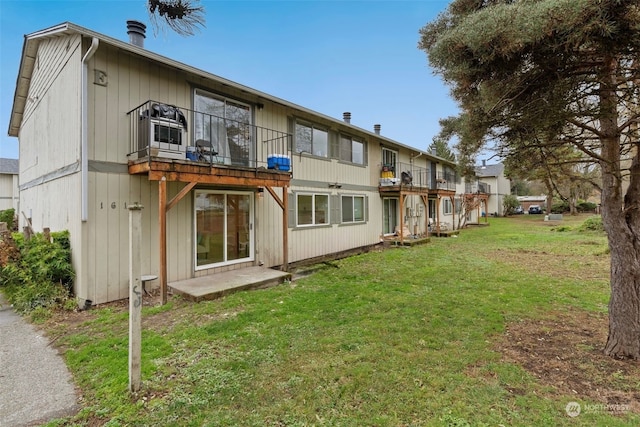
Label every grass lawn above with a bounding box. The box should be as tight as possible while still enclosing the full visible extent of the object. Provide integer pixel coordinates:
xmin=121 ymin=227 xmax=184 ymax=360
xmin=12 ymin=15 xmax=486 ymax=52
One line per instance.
xmin=42 ymin=214 xmax=640 ymax=426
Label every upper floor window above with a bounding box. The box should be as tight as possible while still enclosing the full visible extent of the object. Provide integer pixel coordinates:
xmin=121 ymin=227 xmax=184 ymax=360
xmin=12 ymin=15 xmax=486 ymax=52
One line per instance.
xmin=382 ymin=147 xmax=397 ymax=174
xmin=295 ymin=122 xmax=328 ymax=158
xmin=340 ymin=135 xmax=364 ymax=165
xmin=342 ymin=195 xmax=365 ymax=223
xmin=297 ymin=193 xmax=329 ymax=226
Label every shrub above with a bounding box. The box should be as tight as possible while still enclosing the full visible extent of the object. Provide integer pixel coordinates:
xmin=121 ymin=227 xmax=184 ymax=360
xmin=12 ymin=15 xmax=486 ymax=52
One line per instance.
xmin=0 ymin=208 xmax=16 ymax=231
xmin=577 ymin=201 xmax=598 ymax=212
xmin=551 ymin=225 xmax=573 ymax=232
xmin=0 ymin=231 xmax=20 ymax=267
xmin=578 ymin=216 xmax=604 ymax=232
xmin=0 ymin=230 xmax=75 ymax=316
xmin=551 ymin=200 xmax=569 ymax=214
xmin=502 ymin=194 xmax=520 ymax=215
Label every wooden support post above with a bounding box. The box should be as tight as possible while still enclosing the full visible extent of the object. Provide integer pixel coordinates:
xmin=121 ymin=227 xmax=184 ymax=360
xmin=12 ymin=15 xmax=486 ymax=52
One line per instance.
xmin=282 ymin=186 xmax=289 ymax=271
xmin=128 ymin=203 xmax=144 ymax=393
xmin=436 ymin=196 xmax=441 ymax=235
xmin=265 ymin=185 xmax=289 ymax=271
xmin=421 ymin=195 xmax=429 ymax=237
xmin=451 ymin=195 xmax=456 ymax=230
xmin=399 ymin=195 xmax=405 ymax=241
xmin=159 ymin=177 xmax=168 ymax=305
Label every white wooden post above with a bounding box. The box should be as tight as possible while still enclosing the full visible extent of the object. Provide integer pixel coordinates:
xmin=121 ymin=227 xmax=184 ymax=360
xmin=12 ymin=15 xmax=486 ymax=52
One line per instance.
xmin=128 ymin=203 xmax=144 ymax=392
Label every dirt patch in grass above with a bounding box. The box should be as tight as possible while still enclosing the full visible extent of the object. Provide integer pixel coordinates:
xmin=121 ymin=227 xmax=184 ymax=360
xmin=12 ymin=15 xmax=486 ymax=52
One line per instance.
xmin=494 ymin=310 xmax=640 ymax=414
xmin=486 ymin=248 xmax=610 ymax=283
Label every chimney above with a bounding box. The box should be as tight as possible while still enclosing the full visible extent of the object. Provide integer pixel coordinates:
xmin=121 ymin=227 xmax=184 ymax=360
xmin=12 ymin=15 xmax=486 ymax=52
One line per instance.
xmin=343 ymin=112 xmax=351 ymax=124
xmin=482 ymin=159 xmax=487 ymax=168
xmin=374 ymin=124 xmax=381 ymax=135
xmin=127 ymin=20 xmax=146 ymax=48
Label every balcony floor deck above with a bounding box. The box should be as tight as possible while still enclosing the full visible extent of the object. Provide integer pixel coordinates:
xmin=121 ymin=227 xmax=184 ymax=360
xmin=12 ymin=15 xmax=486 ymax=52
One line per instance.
xmin=128 ymin=157 xmax=291 ymax=187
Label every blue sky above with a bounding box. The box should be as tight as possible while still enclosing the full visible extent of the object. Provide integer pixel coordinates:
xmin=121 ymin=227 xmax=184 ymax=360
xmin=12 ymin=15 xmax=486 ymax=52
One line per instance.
xmin=0 ymin=0 xmax=460 ymax=160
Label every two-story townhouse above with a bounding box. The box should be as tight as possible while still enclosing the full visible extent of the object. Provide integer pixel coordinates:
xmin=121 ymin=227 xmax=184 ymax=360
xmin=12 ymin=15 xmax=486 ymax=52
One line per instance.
xmin=8 ymin=22 xmax=463 ymax=306
xmin=474 ymin=161 xmax=510 ymax=217
xmin=0 ymin=158 xmax=19 ymax=212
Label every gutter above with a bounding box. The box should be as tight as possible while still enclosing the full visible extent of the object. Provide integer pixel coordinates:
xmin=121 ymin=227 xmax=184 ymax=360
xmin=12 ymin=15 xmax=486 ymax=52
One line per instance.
xmin=81 ymin=37 xmax=99 ymax=222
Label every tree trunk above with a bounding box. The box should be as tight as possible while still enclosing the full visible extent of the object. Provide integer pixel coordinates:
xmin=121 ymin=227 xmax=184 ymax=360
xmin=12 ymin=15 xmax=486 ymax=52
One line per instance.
xmin=602 ymin=154 xmax=640 ymax=359
xmin=544 ymin=179 xmax=553 ymax=216
xmin=569 ymin=184 xmax=577 ymax=216
xmin=600 ymin=56 xmax=640 ymax=359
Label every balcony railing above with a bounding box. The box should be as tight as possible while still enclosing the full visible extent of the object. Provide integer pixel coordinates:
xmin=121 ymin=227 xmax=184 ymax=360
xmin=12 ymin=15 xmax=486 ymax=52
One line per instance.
xmin=379 ymin=162 xmax=431 ymax=189
xmin=127 ymin=100 xmax=292 ymax=172
xmin=435 ymin=171 xmax=457 ymax=191
xmin=465 ymin=181 xmax=491 ymax=194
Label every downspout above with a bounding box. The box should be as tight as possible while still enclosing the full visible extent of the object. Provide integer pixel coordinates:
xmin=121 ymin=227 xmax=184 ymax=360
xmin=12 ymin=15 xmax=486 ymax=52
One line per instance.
xmin=81 ymin=37 xmax=99 ymax=222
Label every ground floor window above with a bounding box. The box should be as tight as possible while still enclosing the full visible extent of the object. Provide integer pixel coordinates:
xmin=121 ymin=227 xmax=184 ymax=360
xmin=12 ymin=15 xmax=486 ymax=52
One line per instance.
xmin=297 ymin=193 xmax=329 ymax=226
xmin=443 ymin=198 xmax=453 ymax=215
xmin=342 ymin=195 xmax=365 ymax=223
xmin=195 ymin=190 xmax=253 ymax=269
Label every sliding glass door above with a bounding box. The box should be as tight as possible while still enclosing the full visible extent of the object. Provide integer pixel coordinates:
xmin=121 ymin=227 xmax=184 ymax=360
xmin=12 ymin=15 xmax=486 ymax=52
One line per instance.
xmin=193 ymin=89 xmax=253 ymax=166
xmin=382 ymin=197 xmax=398 ymax=235
xmin=195 ymin=190 xmax=253 ymax=269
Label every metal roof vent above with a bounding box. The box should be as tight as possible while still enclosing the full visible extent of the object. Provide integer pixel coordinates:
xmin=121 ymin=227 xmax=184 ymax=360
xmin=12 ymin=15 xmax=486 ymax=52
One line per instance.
xmin=343 ymin=112 xmax=351 ymax=124
xmin=374 ymin=124 xmax=381 ymax=134
xmin=127 ymin=20 xmax=146 ymax=48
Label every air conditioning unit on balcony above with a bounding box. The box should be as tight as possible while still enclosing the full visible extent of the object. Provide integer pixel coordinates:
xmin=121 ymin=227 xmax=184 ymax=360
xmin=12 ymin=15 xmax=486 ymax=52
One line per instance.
xmin=137 ymin=116 xmax=186 ymax=160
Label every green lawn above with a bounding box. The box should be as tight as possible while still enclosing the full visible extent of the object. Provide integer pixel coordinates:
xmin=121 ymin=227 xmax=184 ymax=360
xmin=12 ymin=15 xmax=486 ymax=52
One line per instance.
xmin=44 ymin=215 xmax=639 ymax=426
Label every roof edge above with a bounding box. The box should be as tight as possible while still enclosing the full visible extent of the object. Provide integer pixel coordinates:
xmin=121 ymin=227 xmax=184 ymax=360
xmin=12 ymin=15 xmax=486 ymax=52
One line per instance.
xmin=8 ymin=22 xmax=457 ymax=167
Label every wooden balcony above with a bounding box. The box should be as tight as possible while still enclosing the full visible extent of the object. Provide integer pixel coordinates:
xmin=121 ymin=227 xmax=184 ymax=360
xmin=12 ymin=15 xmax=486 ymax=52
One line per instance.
xmin=128 ymin=157 xmax=291 ymax=188
xmin=127 ymin=100 xmax=292 ymax=189
xmin=126 ymin=101 xmax=293 ymax=305
xmin=378 ymin=163 xmax=456 ymax=196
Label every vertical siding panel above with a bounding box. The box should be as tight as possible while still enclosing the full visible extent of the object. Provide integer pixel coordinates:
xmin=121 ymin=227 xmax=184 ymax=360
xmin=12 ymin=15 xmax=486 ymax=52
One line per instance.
xmin=105 ymin=45 xmax=119 ymax=163
xmin=119 ymin=174 xmax=131 ymax=298
xmin=92 ymin=48 xmax=108 ymax=162
xmin=93 ymin=173 xmax=109 ymax=303
xmin=86 ymin=172 xmax=97 ymax=302
xmin=106 ymin=173 xmax=118 ymax=301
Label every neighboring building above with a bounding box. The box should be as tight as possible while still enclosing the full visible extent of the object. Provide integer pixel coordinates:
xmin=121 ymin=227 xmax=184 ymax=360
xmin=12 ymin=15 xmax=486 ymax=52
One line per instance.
xmin=0 ymin=158 xmax=19 ymax=211
xmin=517 ymin=195 xmax=547 ymax=212
xmin=474 ymin=161 xmax=511 ymax=216
xmin=8 ymin=22 xmax=487 ymax=305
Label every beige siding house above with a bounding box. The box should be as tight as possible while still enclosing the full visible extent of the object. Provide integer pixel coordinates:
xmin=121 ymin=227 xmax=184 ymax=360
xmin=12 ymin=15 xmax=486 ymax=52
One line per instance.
xmin=474 ymin=161 xmax=511 ymax=216
xmin=0 ymin=158 xmax=19 ymax=211
xmin=9 ymin=22 xmax=476 ymax=306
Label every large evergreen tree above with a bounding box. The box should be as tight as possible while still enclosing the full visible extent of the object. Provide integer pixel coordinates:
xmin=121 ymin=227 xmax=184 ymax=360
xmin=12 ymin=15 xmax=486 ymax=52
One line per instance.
xmin=419 ymin=0 xmax=640 ymax=359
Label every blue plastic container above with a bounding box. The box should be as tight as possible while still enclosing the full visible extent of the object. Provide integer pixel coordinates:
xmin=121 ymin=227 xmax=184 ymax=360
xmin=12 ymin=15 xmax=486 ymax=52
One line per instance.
xmin=267 ymin=154 xmax=291 ymax=171
xmin=186 ymin=146 xmax=198 ymax=161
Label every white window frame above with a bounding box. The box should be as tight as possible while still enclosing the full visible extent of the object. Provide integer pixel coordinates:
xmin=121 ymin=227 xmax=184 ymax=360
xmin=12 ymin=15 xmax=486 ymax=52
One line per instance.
xmin=443 ymin=198 xmax=453 ymax=215
xmin=296 ymin=193 xmax=330 ymax=227
xmin=382 ymin=147 xmax=397 ymax=177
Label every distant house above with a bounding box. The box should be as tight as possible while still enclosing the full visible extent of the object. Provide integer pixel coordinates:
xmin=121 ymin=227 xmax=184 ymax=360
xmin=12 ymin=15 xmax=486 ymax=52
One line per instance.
xmin=517 ymin=195 xmax=547 ymax=212
xmin=8 ymin=21 xmax=493 ymax=306
xmin=474 ymin=161 xmax=511 ymax=216
xmin=0 ymin=158 xmax=19 ymax=212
